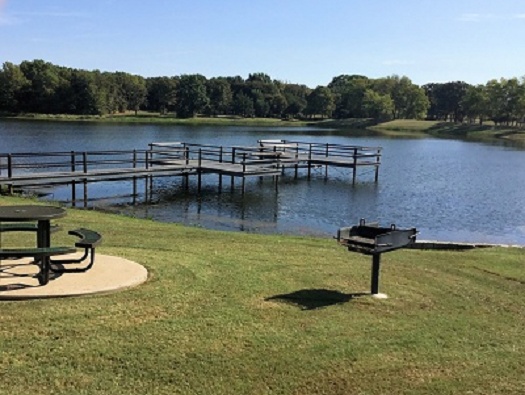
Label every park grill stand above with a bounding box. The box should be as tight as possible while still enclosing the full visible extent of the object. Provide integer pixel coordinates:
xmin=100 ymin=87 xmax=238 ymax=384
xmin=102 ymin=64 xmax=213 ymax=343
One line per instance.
xmin=336 ymin=219 xmax=417 ymax=296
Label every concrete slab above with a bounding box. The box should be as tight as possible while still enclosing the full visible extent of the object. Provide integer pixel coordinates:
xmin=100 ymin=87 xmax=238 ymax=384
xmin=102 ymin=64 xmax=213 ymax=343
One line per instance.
xmin=0 ymin=253 xmax=148 ymax=300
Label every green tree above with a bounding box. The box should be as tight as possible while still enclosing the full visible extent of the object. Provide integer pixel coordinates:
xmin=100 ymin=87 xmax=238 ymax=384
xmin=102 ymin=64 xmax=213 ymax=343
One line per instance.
xmin=18 ymin=59 xmax=63 ymax=113
xmin=461 ymin=85 xmax=489 ymax=125
xmin=305 ymin=86 xmax=335 ymax=119
xmin=232 ymin=92 xmax=255 ymax=117
xmin=60 ymin=70 xmax=103 ymax=115
xmin=362 ymin=89 xmax=394 ymax=120
xmin=328 ymin=75 xmax=370 ymax=118
xmin=0 ymin=62 xmax=29 ymax=112
xmin=282 ymin=83 xmax=310 ymax=119
xmin=423 ymin=81 xmax=470 ymax=122
xmin=206 ymin=77 xmax=233 ymax=116
xmin=146 ymin=77 xmax=178 ymax=114
xmin=387 ymin=75 xmax=429 ymax=119
xmin=174 ymin=74 xmax=209 ymax=118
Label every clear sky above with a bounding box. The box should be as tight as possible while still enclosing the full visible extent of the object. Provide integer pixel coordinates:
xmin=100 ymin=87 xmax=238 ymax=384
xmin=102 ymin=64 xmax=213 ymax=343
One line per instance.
xmin=1 ymin=0 xmax=524 ymax=88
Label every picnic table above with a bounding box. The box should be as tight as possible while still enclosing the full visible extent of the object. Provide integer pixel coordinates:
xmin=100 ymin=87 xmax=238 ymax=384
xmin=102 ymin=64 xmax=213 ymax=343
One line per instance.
xmin=0 ymin=205 xmax=102 ymax=285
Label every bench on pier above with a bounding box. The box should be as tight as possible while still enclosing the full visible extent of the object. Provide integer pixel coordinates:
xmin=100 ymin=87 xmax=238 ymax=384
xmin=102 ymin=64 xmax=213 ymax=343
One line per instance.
xmin=50 ymin=228 xmax=103 ymax=273
xmin=258 ymin=139 xmax=299 ymax=152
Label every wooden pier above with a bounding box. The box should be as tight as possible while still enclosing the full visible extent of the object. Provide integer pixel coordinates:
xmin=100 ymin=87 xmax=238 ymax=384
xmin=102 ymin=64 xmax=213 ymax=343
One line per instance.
xmin=0 ymin=140 xmax=382 ymax=206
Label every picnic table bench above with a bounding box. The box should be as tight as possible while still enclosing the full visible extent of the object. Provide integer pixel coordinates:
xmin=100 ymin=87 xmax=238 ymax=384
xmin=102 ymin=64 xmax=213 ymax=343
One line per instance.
xmin=50 ymin=228 xmax=103 ymax=273
xmin=0 ymin=205 xmax=102 ymax=285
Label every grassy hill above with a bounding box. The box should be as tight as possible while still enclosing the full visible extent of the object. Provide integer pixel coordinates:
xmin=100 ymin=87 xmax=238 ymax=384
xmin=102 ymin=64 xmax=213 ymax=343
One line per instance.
xmin=1 ymin=196 xmax=523 ymax=394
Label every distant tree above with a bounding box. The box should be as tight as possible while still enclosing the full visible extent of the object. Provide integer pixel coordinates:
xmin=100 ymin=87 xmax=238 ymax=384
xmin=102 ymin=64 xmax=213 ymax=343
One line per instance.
xmin=0 ymin=62 xmax=29 ymax=112
xmin=328 ymin=75 xmax=370 ymax=118
xmin=387 ymin=75 xmax=429 ymax=119
xmin=424 ymin=81 xmax=470 ymax=122
xmin=174 ymin=74 xmax=209 ymax=118
xmin=361 ymin=89 xmax=394 ymax=120
xmin=60 ymin=70 xmax=103 ymax=115
xmin=146 ymin=77 xmax=178 ymax=114
xmin=232 ymin=92 xmax=255 ymax=117
xmin=305 ymin=86 xmax=335 ymax=118
xmin=206 ymin=77 xmax=233 ymax=116
xmin=120 ymin=73 xmax=147 ymax=115
xmin=461 ymin=84 xmax=489 ymax=125
xmin=18 ymin=59 xmax=63 ymax=113
xmin=282 ymin=83 xmax=310 ymax=118
xmin=269 ymin=93 xmax=287 ymax=118
xmin=485 ymin=78 xmax=525 ymax=125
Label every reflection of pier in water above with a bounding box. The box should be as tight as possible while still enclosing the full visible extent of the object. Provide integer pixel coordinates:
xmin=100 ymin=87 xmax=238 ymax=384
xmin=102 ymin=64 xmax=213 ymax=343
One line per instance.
xmin=0 ymin=140 xmax=382 ymax=207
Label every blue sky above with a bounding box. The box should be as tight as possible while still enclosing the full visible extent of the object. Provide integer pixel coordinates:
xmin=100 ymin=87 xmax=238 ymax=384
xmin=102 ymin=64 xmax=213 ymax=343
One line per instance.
xmin=1 ymin=0 xmax=525 ymax=87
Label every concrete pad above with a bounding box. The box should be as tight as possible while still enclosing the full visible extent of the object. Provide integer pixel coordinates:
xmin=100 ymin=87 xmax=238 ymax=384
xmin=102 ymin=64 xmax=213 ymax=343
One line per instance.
xmin=0 ymin=253 xmax=148 ymax=300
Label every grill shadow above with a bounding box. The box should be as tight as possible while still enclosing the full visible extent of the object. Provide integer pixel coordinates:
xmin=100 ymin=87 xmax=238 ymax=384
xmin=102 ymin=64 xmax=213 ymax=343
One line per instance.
xmin=265 ymin=288 xmax=368 ymax=310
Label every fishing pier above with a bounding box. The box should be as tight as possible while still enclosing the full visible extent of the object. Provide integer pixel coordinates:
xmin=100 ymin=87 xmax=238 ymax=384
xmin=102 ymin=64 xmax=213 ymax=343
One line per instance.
xmin=0 ymin=140 xmax=382 ymax=206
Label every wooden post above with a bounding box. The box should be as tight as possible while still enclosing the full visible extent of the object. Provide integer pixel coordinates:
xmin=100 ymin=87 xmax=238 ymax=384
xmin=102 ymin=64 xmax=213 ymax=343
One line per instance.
xmin=83 ymin=179 xmax=88 ymax=208
xmin=375 ymin=149 xmax=381 ymax=183
xmin=81 ymin=151 xmax=87 ymax=206
xmin=184 ymin=146 xmax=189 ymax=189
xmin=71 ymin=151 xmax=76 ymax=207
xmin=7 ymin=154 xmax=13 ymax=195
xmin=218 ymin=146 xmax=223 ymax=193
xmin=197 ymin=148 xmax=202 ymax=194
xmin=307 ymin=144 xmax=312 ymax=180
xmin=132 ymin=150 xmax=137 ymax=205
xmin=352 ymin=148 xmax=357 ymax=185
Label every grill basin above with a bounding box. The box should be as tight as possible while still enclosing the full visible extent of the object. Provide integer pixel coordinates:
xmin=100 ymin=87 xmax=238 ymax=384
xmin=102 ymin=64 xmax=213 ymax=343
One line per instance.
xmin=336 ymin=219 xmax=417 ymax=295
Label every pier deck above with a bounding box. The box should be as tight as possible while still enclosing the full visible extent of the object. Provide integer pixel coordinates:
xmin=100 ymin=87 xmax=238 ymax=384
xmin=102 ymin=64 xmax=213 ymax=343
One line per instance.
xmin=0 ymin=140 xmax=382 ymax=205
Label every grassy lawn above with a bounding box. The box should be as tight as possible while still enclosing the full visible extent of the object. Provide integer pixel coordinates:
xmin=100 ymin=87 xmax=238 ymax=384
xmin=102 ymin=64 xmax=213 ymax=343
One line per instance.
xmin=370 ymin=119 xmax=525 ymax=142
xmin=0 ymin=196 xmax=524 ymax=394
xmin=1 ymin=112 xmax=310 ymax=127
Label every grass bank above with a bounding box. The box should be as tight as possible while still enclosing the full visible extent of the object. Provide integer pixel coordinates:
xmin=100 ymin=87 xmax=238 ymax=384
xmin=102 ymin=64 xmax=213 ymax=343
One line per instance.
xmin=1 ymin=112 xmax=310 ymax=127
xmin=369 ymin=119 xmax=525 ymax=142
xmin=0 ymin=196 xmax=523 ymax=394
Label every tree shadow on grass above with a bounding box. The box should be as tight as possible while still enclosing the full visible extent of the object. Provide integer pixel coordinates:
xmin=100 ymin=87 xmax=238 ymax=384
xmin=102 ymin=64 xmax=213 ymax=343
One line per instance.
xmin=265 ymin=289 xmax=368 ymax=310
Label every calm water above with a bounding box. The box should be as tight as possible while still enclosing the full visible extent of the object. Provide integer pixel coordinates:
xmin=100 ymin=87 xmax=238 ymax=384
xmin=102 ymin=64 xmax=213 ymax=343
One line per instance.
xmin=1 ymin=119 xmax=525 ymax=245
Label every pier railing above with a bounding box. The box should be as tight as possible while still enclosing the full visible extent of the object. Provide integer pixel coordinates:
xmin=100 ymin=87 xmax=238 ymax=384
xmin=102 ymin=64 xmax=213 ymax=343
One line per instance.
xmin=0 ymin=150 xmax=151 ymax=182
xmin=1 ymin=140 xmax=382 ymax=205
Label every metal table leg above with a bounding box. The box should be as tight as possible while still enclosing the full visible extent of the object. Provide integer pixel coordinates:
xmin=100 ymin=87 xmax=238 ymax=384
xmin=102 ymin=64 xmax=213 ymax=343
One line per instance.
xmin=37 ymin=220 xmax=51 ymax=285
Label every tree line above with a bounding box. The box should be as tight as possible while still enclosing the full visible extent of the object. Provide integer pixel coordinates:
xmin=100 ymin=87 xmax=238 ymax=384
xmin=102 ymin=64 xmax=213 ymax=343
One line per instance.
xmin=0 ymin=59 xmax=524 ymax=125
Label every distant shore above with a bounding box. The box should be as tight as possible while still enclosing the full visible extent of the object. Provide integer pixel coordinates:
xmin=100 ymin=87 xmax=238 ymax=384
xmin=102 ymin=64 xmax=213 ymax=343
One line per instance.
xmin=2 ymin=113 xmax=524 ymax=143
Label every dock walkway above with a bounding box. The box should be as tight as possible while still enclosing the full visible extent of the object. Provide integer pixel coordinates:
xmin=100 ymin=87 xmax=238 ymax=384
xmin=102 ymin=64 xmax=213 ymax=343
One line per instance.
xmin=0 ymin=140 xmax=382 ymax=205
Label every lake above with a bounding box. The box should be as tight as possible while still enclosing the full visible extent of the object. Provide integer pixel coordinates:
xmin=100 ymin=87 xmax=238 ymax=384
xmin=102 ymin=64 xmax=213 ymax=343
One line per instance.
xmin=1 ymin=119 xmax=525 ymax=245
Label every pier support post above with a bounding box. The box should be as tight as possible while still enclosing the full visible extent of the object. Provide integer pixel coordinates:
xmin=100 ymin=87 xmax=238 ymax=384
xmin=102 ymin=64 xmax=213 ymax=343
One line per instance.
xmin=352 ymin=148 xmax=357 ymax=185
xmin=83 ymin=179 xmax=88 ymax=208
xmin=307 ymin=144 xmax=312 ymax=180
xmin=70 ymin=151 xmax=76 ymax=207
xmin=7 ymin=154 xmax=13 ymax=195
xmin=132 ymin=150 xmax=137 ymax=205
xmin=197 ymin=148 xmax=202 ymax=194
xmin=82 ymin=152 xmax=88 ymax=207
xmin=375 ymin=149 xmax=381 ymax=183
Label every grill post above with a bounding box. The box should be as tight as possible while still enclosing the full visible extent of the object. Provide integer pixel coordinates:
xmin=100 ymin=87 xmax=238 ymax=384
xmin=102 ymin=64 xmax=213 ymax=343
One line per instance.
xmin=371 ymin=253 xmax=381 ymax=295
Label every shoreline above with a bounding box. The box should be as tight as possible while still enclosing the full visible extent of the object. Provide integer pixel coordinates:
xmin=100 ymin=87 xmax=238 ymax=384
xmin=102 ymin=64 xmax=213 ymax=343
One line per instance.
xmin=2 ymin=114 xmax=525 ymax=143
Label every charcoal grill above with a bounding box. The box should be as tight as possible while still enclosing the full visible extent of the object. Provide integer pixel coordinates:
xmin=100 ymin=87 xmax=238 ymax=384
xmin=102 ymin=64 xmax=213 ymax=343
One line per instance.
xmin=336 ymin=219 xmax=417 ymax=296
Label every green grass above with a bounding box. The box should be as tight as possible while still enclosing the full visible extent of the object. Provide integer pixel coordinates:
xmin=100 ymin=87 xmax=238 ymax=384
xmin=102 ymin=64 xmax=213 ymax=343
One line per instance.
xmin=370 ymin=119 xmax=525 ymax=142
xmin=1 ymin=112 xmax=310 ymax=127
xmin=1 ymin=196 xmax=524 ymax=394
